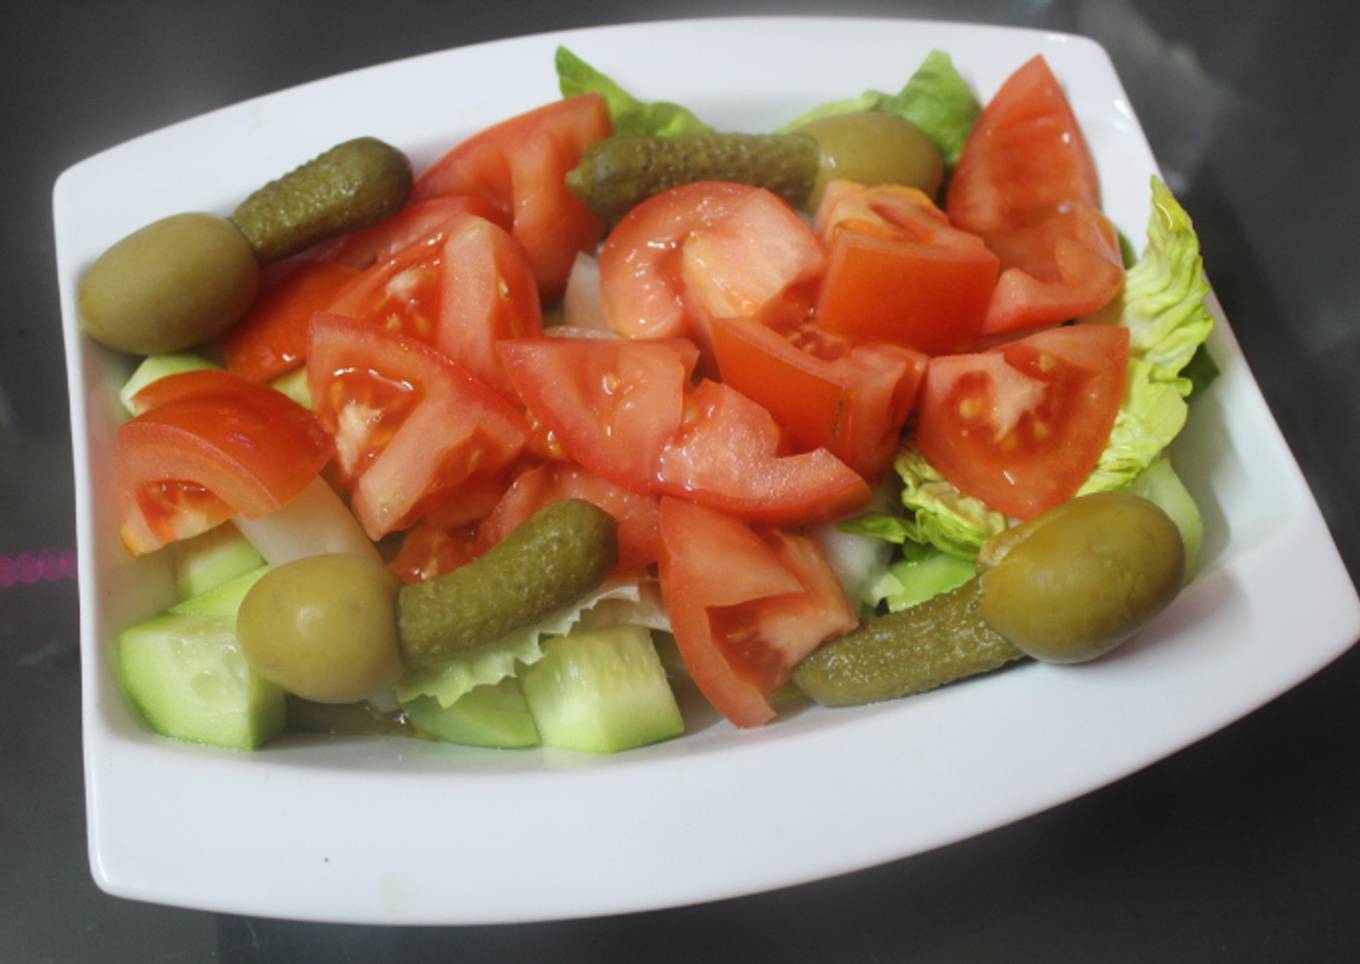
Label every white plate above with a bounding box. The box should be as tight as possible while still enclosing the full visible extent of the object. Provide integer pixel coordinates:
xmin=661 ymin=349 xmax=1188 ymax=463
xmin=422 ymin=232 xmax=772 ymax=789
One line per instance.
xmin=55 ymin=17 xmax=1360 ymax=924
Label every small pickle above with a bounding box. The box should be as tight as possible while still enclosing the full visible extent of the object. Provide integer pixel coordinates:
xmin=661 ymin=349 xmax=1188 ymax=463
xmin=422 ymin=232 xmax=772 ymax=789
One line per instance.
xmin=231 ymin=136 xmax=412 ymax=264
xmin=566 ymin=113 xmax=943 ymax=220
xmin=794 ymin=492 xmax=1188 ymax=708
xmin=793 ymin=580 xmax=1023 ymax=706
xmin=398 ymin=499 xmax=618 ymax=668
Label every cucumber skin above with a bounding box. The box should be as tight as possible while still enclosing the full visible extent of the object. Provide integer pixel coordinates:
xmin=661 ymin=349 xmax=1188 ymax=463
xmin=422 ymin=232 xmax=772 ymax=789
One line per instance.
xmin=403 ymin=678 xmax=540 ymax=749
xmin=398 ymin=499 xmax=618 ymax=668
xmin=521 ymin=625 xmax=683 ymax=754
xmin=119 ymin=613 xmax=285 ymax=751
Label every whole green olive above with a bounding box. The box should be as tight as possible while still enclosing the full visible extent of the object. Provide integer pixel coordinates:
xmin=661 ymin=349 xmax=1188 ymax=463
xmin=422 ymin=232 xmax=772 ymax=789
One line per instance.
xmin=796 ymin=112 xmax=945 ymax=209
xmin=238 ymin=554 xmax=403 ymax=704
xmin=78 ymin=212 xmax=259 ymax=354
xmin=978 ymin=492 xmax=1186 ymax=664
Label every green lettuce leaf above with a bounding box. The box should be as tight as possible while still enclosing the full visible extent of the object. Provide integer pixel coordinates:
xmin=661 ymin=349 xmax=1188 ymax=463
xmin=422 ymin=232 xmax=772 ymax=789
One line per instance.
xmin=892 ymin=446 xmax=1008 ymax=558
xmin=1079 ymin=177 xmax=1215 ymax=494
xmin=778 ymin=50 xmax=980 ymax=166
xmin=394 ymin=578 xmax=649 ymax=709
xmin=556 ymin=46 xmax=713 ymax=138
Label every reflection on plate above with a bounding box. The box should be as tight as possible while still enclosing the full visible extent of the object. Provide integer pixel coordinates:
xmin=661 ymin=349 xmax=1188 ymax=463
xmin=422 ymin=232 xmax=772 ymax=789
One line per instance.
xmin=54 ymin=17 xmax=1360 ymax=924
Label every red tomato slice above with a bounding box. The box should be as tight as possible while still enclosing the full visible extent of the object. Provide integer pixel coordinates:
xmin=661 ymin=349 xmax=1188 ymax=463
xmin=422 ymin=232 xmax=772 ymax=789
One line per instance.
xmin=711 ymin=315 xmax=926 ymax=481
xmin=599 ymin=181 xmax=757 ymax=339
xmin=947 ymin=55 xmax=1124 ymax=334
xmin=307 ymin=314 xmax=527 ymax=539
xmin=437 ymin=215 xmax=542 ymax=399
xmin=678 ymin=187 xmax=825 ymax=346
xmin=476 ymin=462 xmax=662 ymax=572
xmin=319 ymin=195 xmax=510 ymax=270
xmin=388 ymin=521 xmax=480 ymax=583
xmin=223 ymin=260 xmax=360 ymax=382
xmin=497 ymin=337 xmax=700 ymax=493
xmin=812 ymin=183 xmax=998 ymax=354
xmin=658 ymin=498 xmax=856 ymax=727
xmin=655 ymin=380 xmax=871 ymax=525
xmin=915 ymin=324 xmax=1130 ymax=519
xmin=413 ymin=95 xmax=611 ymax=300
xmin=117 ymin=372 xmax=332 ymax=555
xmin=326 ymin=234 xmax=446 ymax=342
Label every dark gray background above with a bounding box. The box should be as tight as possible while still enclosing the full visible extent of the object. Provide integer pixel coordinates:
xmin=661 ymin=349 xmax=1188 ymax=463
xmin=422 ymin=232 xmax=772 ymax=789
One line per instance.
xmin=4 ymin=1 xmax=1358 ymax=960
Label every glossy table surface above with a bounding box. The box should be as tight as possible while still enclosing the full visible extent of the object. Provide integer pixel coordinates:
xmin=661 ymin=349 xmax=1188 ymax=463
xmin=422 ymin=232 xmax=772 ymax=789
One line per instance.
xmin=5 ymin=1 xmax=1359 ymax=959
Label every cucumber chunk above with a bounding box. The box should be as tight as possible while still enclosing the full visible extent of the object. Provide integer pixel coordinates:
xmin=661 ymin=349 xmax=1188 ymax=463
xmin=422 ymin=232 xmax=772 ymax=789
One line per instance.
xmin=404 ymin=677 xmax=539 ymax=749
xmin=119 ymin=352 xmax=220 ymax=416
xmin=119 ymin=612 xmax=285 ymax=750
xmin=521 ymin=625 xmax=683 ymax=754
xmin=171 ymin=522 xmax=265 ymax=601
xmin=169 ymin=564 xmax=270 ymax=617
xmin=270 ymin=366 xmax=312 ymax=409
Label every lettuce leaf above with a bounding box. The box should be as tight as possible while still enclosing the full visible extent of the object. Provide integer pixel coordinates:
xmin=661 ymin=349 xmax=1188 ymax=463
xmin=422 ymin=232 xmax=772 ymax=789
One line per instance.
xmin=778 ymin=50 xmax=980 ymax=166
xmin=394 ymin=579 xmax=649 ymax=709
xmin=891 ymin=446 xmax=1008 ymax=558
xmin=556 ymin=46 xmax=713 ymax=138
xmin=1079 ymin=177 xmax=1215 ymax=494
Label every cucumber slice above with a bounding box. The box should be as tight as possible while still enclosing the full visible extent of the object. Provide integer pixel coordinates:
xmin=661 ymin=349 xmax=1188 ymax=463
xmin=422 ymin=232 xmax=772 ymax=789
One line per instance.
xmin=1128 ymin=457 xmax=1204 ymax=578
xmin=171 ymin=522 xmax=265 ymax=601
xmin=403 ymin=677 xmax=539 ymax=749
xmin=169 ymin=564 xmax=270 ymax=617
xmin=119 ymin=352 xmax=220 ymax=416
xmin=270 ymin=366 xmax=312 ymax=409
xmin=119 ymin=612 xmax=285 ymax=750
xmin=521 ymin=625 xmax=683 ymax=754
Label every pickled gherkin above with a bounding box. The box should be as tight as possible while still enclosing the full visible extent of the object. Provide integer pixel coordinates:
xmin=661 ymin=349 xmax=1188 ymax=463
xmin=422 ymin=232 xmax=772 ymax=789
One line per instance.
xmin=398 ymin=500 xmax=619 ymax=668
xmin=793 ymin=580 xmax=1024 ymax=706
xmin=231 ymin=136 xmax=412 ymax=263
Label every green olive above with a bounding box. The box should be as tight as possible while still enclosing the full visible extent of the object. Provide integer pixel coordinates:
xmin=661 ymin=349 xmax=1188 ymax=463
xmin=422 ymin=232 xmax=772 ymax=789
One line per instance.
xmin=978 ymin=492 xmax=1186 ymax=664
xmin=238 ymin=554 xmax=403 ymax=704
xmin=78 ymin=212 xmax=259 ymax=355
xmin=796 ymin=112 xmax=945 ymax=209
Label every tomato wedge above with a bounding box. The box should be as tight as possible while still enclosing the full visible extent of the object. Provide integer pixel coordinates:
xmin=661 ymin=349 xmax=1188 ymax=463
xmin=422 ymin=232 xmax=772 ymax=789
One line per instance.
xmin=497 ymin=337 xmax=699 ymax=494
xmin=915 ymin=324 xmax=1130 ymax=520
xmin=326 ymin=233 xmax=447 ymax=342
xmin=599 ymin=181 xmax=757 ymax=339
xmin=117 ymin=371 xmax=332 ymax=555
xmin=319 ymin=195 xmax=510 ymax=270
xmin=711 ymin=315 xmax=926 ymax=481
xmin=812 ymin=183 xmax=998 ymax=354
xmin=655 ymin=380 xmax=871 ymax=525
xmin=437 ymin=215 xmax=542 ymax=399
xmin=308 ymin=314 xmax=527 ymax=539
xmin=414 ymin=95 xmax=611 ymax=300
xmin=947 ymin=55 xmax=1124 ymax=334
xmin=658 ymin=498 xmax=856 ymax=728
xmin=223 ymin=260 xmax=360 ymax=382
xmin=388 ymin=521 xmax=481 ymax=584
xmin=477 ymin=462 xmax=662 ymax=573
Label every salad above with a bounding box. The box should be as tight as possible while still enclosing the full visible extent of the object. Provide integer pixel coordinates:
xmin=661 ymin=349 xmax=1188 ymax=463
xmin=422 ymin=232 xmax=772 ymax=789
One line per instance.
xmin=90 ymin=45 xmax=1214 ymax=754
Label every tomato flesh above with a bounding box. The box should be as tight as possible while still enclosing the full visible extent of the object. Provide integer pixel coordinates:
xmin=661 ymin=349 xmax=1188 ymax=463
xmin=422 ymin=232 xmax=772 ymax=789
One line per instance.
xmin=498 ymin=337 xmax=699 ymax=494
xmin=224 ymin=260 xmax=360 ymax=382
xmin=414 ymin=94 xmax=611 ymax=300
xmin=118 ymin=371 xmax=332 ymax=554
xmin=319 ymin=195 xmax=510 ymax=270
xmin=813 ymin=183 xmax=998 ymax=354
xmin=658 ymin=498 xmax=856 ymax=727
xmin=655 ymin=380 xmax=871 ymax=525
xmin=711 ymin=315 xmax=926 ymax=481
xmin=915 ymin=324 xmax=1130 ymax=519
xmin=947 ymin=55 xmax=1123 ymax=334
xmin=308 ymin=314 xmax=527 ymax=539
xmin=326 ymin=236 xmax=447 ymax=343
